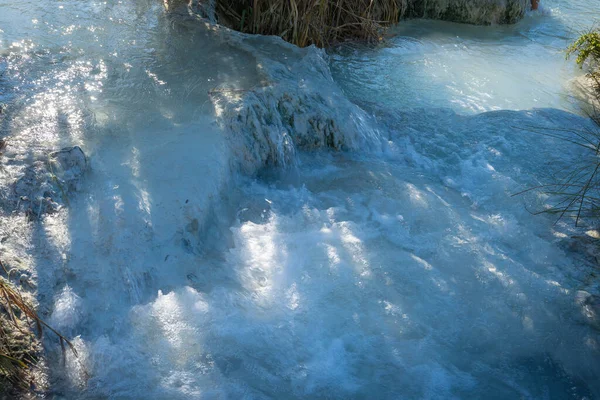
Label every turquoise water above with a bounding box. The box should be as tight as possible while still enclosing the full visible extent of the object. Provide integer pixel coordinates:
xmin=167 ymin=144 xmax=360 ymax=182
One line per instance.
xmin=330 ymin=1 xmax=594 ymax=114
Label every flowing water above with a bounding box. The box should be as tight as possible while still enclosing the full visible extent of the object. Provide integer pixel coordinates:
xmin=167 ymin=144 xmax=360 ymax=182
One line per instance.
xmin=0 ymin=0 xmax=599 ymax=398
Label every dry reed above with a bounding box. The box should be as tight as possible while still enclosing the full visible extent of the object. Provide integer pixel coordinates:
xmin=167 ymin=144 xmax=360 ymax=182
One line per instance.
xmin=0 ymin=258 xmax=76 ymax=392
xmin=213 ymin=0 xmax=527 ymax=47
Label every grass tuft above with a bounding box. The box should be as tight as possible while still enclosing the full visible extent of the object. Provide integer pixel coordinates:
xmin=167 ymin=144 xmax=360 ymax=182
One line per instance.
xmin=212 ymin=0 xmax=526 ymax=47
xmin=0 ymin=258 xmax=77 ymax=393
xmin=215 ymin=0 xmax=405 ymax=47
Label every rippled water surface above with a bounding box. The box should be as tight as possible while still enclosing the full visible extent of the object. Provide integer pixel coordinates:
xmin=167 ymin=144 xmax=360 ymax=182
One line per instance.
xmin=1 ymin=0 xmax=599 ymax=398
xmin=330 ymin=1 xmax=594 ymax=113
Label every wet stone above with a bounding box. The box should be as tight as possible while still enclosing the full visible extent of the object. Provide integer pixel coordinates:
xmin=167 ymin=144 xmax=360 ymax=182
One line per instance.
xmin=10 ymin=146 xmax=88 ymax=218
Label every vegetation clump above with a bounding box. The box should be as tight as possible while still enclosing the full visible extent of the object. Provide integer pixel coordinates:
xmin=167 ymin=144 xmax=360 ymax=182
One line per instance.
xmin=0 ymin=259 xmax=76 ymax=395
xmin=214 ymin=0 xmax=402 ymax=47
xmin=568 ymin=28 xmax=600 ymax=95
xmin=212 ymin=0 xmax=527 ymax=47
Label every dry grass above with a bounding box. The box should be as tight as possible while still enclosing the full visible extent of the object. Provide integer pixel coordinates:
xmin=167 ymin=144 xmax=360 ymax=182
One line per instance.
xmin=212 ymin=0 xmax=527 ymax=47
xmin=0 ymin=258 xmax=76 ymax=393
xmin=215 ymin=0 xmax=407 ymax=47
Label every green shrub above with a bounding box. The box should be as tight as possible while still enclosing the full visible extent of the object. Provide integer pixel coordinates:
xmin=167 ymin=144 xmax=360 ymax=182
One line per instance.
xmin=568 ymin=29 xmax=600 ymax=93
xmin=567 ymin=30 xmax=600 ymax=68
